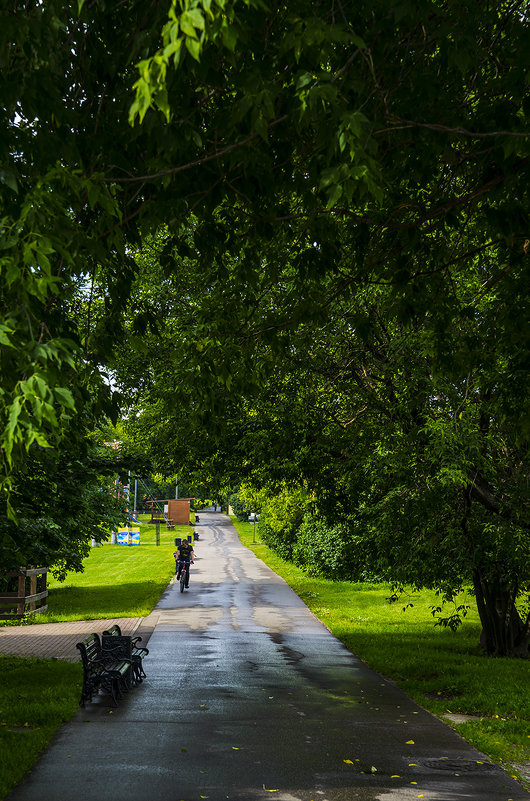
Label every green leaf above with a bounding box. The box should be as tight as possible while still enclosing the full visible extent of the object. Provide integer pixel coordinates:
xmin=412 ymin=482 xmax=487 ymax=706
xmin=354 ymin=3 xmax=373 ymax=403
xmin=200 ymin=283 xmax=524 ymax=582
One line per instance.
xmin=221 ymin=24 xmax=238 ymax=51
xmin=0 ymin=168 xmax=18 ymax=194
xmin=54 ymin=386 xmax=76 ymax=410
xmin=186 ymin=8 xmax=205 ymax=30
xmin=325 ymin=183 xmax=343 ymax=208
xmin=180 ymin=11 xmax=199 ymax=38
xmin=185 ymin=36 xmax=202 ymax=61
xmin=0 ymin=324 xmax=14 ymax=347
xmin=6 ymin=397 xmax=22 ymax=440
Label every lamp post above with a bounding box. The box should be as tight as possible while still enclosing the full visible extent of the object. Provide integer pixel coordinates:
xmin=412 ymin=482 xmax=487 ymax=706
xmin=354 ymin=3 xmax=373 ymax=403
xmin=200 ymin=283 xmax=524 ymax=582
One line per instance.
xmin=250 ymin=512 xmax=257 ymax=544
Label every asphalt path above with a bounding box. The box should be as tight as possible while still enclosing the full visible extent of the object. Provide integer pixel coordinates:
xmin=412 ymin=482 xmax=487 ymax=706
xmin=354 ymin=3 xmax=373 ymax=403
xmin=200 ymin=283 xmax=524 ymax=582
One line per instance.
xmin=6 ymin=512 xmax=527 ymax=801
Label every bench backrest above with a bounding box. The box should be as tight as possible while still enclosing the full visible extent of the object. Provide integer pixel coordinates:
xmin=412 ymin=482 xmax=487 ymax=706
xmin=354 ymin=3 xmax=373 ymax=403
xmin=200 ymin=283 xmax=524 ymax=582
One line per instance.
xmin=76 ymin=634 xmax=103 ymax=676
xmin=102 ymin=624 xmax=122 ymax=637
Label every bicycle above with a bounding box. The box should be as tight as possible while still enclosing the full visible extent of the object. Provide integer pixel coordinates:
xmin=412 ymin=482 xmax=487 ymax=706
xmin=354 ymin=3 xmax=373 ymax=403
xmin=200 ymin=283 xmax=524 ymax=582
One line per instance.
xmin=176 ymin=559 xmax=190 ymax=592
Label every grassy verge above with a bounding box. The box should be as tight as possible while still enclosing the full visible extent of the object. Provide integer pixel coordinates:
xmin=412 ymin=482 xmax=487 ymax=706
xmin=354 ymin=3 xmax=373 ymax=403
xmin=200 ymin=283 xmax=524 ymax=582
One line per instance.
xmin=232 ymin=517 xmax=530 ymax=788
xmin=0 ymin=656 xmax=81 ymax=799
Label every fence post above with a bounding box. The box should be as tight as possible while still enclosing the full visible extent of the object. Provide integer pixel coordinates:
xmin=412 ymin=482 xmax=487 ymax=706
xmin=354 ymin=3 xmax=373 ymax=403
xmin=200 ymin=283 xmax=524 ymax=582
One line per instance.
xmin=29 ymin=571 xmax=37 ymax=612
xmin=17 ymin=572 xmax=25 ymax=617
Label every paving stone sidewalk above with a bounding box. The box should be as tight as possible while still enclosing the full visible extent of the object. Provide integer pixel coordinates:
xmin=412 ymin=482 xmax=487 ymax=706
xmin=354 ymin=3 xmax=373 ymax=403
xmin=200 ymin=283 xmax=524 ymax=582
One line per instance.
xmin=0 ymin=617 xmax=144 ymax=662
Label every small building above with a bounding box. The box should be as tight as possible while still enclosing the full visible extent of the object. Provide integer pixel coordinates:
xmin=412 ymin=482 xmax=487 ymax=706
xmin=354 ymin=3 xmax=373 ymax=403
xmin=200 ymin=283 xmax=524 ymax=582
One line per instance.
xmin=167 ymin=498 xmax=193 ymax=525
xmin=149 ymin=498 xmax=194 ymax=525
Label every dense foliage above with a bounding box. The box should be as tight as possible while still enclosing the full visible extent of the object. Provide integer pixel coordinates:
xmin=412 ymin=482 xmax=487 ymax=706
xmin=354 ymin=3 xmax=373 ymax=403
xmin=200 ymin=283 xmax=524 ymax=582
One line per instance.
xmin=256 ymin=485 xmax=310 ymax=561
xmin=227 ymin=491 xmax=251 ymax=522
xmin=121 ymin=1 xmax=530 ymax=654
xmin=1 ymin=1 xmax=530 ymax=650
xmin=0 ymin=432 xmax=128 ymax=576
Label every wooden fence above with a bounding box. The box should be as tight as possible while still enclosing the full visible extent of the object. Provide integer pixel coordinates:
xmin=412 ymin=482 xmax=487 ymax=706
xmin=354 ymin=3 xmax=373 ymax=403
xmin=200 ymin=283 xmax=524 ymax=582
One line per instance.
xmin=0 ymin=567 xmax=48 ymax=620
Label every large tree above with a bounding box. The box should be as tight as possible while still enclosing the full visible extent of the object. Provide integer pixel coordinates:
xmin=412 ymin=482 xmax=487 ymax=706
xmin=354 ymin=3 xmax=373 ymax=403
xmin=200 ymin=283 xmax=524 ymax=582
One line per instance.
xmin=2 ymin=1 xmax=530 ymax=641
xmin=0 ymin=434 xmax=128 ymax=577
xmin=2 ymin=0 xmax=530 ymax=487
xmin=115 ymin=218 xmax=530 ymax=655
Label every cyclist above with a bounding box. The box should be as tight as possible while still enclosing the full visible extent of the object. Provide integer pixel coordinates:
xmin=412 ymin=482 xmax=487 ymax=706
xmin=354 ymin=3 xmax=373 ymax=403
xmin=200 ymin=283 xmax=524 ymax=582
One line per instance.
xmin=174 ymin=539 xmax=194 ymax=587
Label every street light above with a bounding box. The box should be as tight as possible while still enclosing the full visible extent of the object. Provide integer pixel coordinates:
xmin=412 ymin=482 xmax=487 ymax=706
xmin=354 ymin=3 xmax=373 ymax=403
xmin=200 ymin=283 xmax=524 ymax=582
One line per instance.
xmin=249 ymin=512 xmax=257 ymax=544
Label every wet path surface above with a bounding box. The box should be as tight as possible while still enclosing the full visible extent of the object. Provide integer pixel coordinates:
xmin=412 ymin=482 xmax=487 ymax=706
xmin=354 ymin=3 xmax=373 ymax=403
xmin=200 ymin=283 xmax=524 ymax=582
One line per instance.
xmin=6 ymin=513 xmax=527 ymax=801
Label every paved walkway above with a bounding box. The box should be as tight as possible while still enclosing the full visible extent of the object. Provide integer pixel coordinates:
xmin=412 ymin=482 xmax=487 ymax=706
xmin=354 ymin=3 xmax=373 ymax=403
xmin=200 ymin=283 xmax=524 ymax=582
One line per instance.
xmin=0 ymin=617 xmax=145 ymax=661
xmin=2 ymin=513 xmax=528 ymax=801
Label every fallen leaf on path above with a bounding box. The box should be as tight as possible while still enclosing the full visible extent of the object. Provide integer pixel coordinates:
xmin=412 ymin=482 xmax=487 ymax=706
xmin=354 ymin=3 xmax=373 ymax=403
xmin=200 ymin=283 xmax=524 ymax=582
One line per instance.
xmin=343 ymin=759 xmax=354 ymax=764
xmin=406 ymin=740 xmax=415 ymax=744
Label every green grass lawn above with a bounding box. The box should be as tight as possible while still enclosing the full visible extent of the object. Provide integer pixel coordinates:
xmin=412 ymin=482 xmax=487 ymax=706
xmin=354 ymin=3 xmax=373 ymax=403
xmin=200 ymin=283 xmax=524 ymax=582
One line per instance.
xmin=0 ymin=656 xmax=81 ymax=799
xmin=39 ymin=520 xmax=193 ymax=622
xmin=231 ymin=517 xmax=530 ymax=788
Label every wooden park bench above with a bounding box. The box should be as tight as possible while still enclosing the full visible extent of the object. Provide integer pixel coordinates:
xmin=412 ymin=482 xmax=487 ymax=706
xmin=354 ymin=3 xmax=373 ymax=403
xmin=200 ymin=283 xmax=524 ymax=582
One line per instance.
xmin=76 ymin=633 xmax=131 ymax=707
xmin=102 ymin=624 xmax=149 ymax=685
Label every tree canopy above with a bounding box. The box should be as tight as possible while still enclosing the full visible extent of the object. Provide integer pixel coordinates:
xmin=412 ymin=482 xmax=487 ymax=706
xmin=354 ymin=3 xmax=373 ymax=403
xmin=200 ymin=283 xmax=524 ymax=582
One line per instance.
xmin=1 ymin=0 xmax=530 ymax=650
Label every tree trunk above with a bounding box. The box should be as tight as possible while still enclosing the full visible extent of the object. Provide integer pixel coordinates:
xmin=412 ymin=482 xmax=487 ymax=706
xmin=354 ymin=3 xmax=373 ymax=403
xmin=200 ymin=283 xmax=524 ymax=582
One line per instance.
xmin=473 ymin=569 xmax=529 ymax=657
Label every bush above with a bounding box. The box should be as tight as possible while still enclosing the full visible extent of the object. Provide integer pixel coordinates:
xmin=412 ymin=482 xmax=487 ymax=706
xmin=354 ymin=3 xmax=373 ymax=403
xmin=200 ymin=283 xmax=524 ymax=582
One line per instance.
xmin=292 ymin=514 xmax=369 ymax=581
xmin=259 ymin=485 xmax=309 ymax=560
xmin=228 ymin=491 xmax=250 ymax=521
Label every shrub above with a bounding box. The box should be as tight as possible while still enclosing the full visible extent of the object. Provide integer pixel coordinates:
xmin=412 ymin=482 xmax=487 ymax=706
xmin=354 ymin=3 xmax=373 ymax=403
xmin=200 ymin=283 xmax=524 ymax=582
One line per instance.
xmin=292 ymin=514 xmax=368 ymax=581
xmin=259 ymin=485 xmax=309 ymax=560
xmin=228 ymin=491 xmax=250 ymax=521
